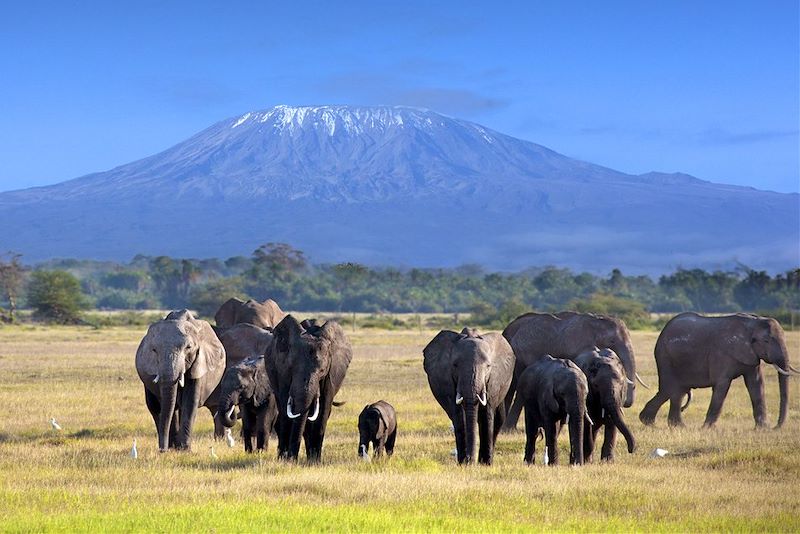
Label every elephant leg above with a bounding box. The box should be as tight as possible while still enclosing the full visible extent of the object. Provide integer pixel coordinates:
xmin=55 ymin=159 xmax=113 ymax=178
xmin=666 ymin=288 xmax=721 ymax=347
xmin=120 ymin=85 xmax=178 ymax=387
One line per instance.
xmin=374 ymin=437 xmax=384 ymax=458
xmin=243 ymin=409 xmax=255 ymax=453
xmin=583 ymin=422 xmax=595 ymax=464
xmin=743 ymin=367 xmax=767 ymax=428
xmin=523 ymin=405 xmax=538 ymax=465
xmin=453 ymin=410 xmax=467 ymax=464
xmin=144 ymin=388 xmax=160 ymax=432
xmin=178 ymin=381 xmax=201 ymax=450
xmin=544 ymin=417 xmax=559 ymax=466
xmin=255 ymin=408 xmax=268 ymax=452
xmin=168 ymin=410 xmax=180 ymax=449
xmin=493 ymin=406 xmax=505 ymax=441
xmin=703 ymin=380 xmax=732 ymax=428
xmin=667 ymin=391 xmax=688 ymax=427
xmin=478 ymin=407 xmax=495 ymax=465
xmin=504 ymin=394 xmax=524 ymax=432
xmin=211 ymin=407 xmax=225 ymax=440
xmin=385 ymin=427 xmax=397 ymax=457
xmin=639 ymin=390 xmax=669 ymax=426
xmin=304 ymin=400 xmax=333 ymax=463
xmin=276 ymin=414 xmax=291 ymax=458
xmin=601 ymin=424 xmax=617 ymax=462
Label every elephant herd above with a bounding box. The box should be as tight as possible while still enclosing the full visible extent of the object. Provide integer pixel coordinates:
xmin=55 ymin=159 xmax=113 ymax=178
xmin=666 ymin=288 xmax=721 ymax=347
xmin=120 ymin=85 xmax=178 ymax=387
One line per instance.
xmin=134 ymin=299 xmax=796 ymax=466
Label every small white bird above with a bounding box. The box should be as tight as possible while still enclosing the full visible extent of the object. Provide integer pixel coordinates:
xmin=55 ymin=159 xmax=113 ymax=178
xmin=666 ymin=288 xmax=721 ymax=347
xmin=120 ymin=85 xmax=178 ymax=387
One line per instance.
xmin=130 ymin=439 xmax=138 ymax=459
xmin=210 ymin=446 xmax=218 ymax=459
xmin=50 ymin=417 xmax=62 ymax=431
xmin=224 ymin=428 xmax=235 ymax=448
xmin=450 ymin=447 xmax=458 ymax=456
xmin=649 ymin=448 xmax=669 ymax=459
xmin=543 ymin=446 xmax=549 ymax=465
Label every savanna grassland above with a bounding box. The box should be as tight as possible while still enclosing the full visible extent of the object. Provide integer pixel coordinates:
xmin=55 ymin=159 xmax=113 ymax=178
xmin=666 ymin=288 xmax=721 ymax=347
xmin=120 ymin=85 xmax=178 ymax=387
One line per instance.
xmin=0 ymin=323 xmax=798 ymax=532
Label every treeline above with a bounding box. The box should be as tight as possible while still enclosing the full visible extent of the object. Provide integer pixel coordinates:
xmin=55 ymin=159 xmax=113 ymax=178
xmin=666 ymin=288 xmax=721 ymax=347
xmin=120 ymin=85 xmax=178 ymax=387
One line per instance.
xmin=1 ymin=244 xmax=798 ymax=327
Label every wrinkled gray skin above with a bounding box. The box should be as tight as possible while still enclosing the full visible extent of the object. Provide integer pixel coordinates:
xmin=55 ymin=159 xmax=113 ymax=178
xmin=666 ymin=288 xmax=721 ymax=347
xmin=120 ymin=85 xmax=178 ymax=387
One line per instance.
xmin=574 ymin=348 xmax=636 ymax=462
xmin=266 ymin=315 xmax=352 ymax=462
xmin=502 ymin=311 xmax=639 ymax=431
xmin=358 ymin=400 xmax=397 ymax=460
xmin=218 ymin=356 xmax=277 ymax=452
xmin=214 ymin=297 xmax=285 ymax=330
xmin=423 ymin=328 xmax=515 ymax=465
xmin=135 ymin=310 xmax=225 ymax=452
xmin=518 ymin=356 xmax=590 ymax=466
xmin=640 ymin=313 xmax=796 ymax=428
xmin=207 ymin=323 xmax=275 ymax=436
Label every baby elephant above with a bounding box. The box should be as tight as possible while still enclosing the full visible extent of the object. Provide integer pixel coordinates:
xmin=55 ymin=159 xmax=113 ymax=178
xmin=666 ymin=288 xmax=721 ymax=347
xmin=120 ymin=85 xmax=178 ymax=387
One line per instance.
xmin=574 ymin=348 xmax=636 ymax=462
xmin=358 ymin=401 xmax=397 ymax=461
xmin=518 ymin=355 xmax=591 ymax=466
xmin=217 ymin=356 xmax=277 ymax=453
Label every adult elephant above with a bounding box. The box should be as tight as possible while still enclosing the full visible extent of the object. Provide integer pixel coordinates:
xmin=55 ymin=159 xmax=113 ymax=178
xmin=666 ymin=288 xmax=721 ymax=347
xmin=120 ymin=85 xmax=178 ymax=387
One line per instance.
xmin=208 ymin=323 xmax=274 ymax=434
xmin=574 ymin=348 xmax=636 ymax=462
xmin=135 ymin=310 xmax=225 ymax=452
xmin=423 ymin=327 xmax=515 ymax=465
xmin=266 ymin=315 xmax=352 ymax=462
xmin=639 ymin=313 xmax=797 ymax=428
xmin=214 ymin=297 xmax=285 ymax=330
xmin=502 ymin=311 xmax=645 ymax=430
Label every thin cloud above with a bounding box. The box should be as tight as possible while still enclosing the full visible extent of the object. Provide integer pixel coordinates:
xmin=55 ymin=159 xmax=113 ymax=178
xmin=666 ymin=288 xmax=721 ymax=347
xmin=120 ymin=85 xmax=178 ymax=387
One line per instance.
xmin=699 ymin=128 xmax=799 ymax=145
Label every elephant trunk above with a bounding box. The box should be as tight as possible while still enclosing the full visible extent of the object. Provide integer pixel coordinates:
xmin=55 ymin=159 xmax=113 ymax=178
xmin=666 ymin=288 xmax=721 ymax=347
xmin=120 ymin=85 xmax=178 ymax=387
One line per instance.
xmin=616 ymin=339 xmax=636 ymax=408
xmin=219 ymin=392 xmax=239 ymax=428
xmin=463 ymin=402 xmax=478 ymax=464
xmin=777 ymin=372 xmax=788 ymax=428
xmin=607 ymin=399 xmax=636 ymax=453
xmin=158 ymin=381 xmax=178 ymax=452
xmin=568 ymin=404 xmax=585 ymax=465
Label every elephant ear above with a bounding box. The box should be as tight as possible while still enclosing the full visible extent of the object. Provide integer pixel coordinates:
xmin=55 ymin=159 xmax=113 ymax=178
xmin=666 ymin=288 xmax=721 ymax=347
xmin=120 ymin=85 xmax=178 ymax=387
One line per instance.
xmin=135 ymin=325 xmax=159 ymax=378
xmin=189 ymin=319 xmax=225 ymax=379
xmin=320 ymin=321 xmax=353 ymax=394
xmin=735 ymin=319 xmax=769 ymax=366
xmin=483 ymin=333 xmax=516 ymax=399
xmin=252 ymin=358 xmax=272 ymax=407
xmin=165 ymin=309 xmax=194 ymax=322
xmin=373 ymin=402 xmax=395 ymax=432
xmin=273 ymin=315 xmax=303 ymax=355
xmin=423 ymin=330 xmax=462 ymax=418
xmin=214 ymin=298 xmax=243 ymax=329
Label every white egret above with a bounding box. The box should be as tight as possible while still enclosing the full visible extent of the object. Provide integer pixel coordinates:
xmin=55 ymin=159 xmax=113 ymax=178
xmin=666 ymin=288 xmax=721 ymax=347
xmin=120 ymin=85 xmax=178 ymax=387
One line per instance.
xmin=130 ymin=439 xmax=138 ymax=459
xmin=50 ymin=417 xmax=62 ymax=431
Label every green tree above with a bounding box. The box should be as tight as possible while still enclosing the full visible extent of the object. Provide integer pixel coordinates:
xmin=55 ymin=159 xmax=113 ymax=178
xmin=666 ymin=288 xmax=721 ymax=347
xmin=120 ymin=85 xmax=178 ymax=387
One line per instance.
xmin=0 ymin=252 xmax=24 ymax=323
xmin=27 ymin=270 xmax=86 ymax=323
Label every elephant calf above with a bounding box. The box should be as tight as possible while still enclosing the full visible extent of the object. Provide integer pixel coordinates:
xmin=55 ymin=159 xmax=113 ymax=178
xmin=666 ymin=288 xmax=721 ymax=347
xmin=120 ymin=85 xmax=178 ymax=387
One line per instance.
xmin=518 ymin=355 xmax=590 ymax=466
xmin=217 ymin=356 xmax=277 ymax=453
xmin=574 ymin=348 xmax=636 ymax=462
xmin=358 ymin=400 xmax=397 ymax=461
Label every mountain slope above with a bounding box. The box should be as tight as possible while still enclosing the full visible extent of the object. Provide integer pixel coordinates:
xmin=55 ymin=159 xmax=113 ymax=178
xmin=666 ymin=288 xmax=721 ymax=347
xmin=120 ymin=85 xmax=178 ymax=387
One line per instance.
xmin=1 ymin=105 xmax=797 ymax=273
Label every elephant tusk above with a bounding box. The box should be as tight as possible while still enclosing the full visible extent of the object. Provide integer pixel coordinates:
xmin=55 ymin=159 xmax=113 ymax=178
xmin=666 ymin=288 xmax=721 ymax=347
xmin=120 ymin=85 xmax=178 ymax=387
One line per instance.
xmin=455 ymin=393 xmax=464 ymax=406
xmin=625 ymin=378 xmax=635 ymax=386
xmin=226 ymin=405 xmax=236 ymax=419
xmin=787 ymin=364 xmax=800 ymax=374
xmin=307 ymin=398 xmax=321 ymax=422
xmin=586 ymin=414 xmax=595 ymax=426
xmin=476 ymin=391 xmax=487 ymax=406
xmin=601 ymin=408 xmax=605 ymax=419
xmin=287 ymin=398 xmax=301 ymax=419
xmin=152 ymin=374 xmax=160 ymax=384
xmin=773 ymin=364 xmax=791 ymax=376
xmin=178 ymin=372 xmax=185 ymax=388
xmin=543 ymin=446 xmax=549 ymax=465
xmin=635 ymin=372 xmax=651 ymax=389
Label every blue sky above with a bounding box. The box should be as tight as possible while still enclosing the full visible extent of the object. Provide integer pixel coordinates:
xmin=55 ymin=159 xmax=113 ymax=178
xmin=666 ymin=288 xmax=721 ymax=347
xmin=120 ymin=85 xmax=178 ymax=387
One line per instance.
xmin=1 ymin=1 xmax=797 ymax=193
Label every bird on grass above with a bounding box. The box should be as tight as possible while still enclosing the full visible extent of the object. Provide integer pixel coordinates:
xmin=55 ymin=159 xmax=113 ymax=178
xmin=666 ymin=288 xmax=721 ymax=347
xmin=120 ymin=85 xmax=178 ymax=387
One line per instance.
xmin=130 ymin=439 xmax=138 ymax=459
xmin=210 ymin=446 xmax=219 ymax=459
xmin=224 ymin=428 xmax=235 ymax=448
xmin=50 ymin=417 xmax=62 ymax=431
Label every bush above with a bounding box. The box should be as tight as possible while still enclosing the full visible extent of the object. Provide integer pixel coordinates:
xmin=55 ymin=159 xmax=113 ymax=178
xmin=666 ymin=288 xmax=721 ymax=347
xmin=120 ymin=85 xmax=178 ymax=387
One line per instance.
xmin=27 ymin=270 xmax=87 ymax=324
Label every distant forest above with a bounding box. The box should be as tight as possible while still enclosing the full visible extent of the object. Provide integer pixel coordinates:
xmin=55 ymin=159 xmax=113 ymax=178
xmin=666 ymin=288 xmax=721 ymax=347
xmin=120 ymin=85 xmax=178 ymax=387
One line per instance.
xmin=2 ymin=243 xmax=798 ymax=329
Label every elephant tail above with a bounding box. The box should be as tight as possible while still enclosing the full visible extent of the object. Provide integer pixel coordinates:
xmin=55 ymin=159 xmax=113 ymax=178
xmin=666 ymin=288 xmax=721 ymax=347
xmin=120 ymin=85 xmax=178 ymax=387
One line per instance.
xmin=680 ymin=390 xmax=692 ymax=412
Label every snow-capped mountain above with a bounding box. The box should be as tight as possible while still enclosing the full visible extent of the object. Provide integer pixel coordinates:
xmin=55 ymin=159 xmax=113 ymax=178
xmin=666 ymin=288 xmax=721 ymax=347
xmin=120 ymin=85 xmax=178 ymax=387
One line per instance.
xmin=0 ymin=105 xmax=797 ymax=272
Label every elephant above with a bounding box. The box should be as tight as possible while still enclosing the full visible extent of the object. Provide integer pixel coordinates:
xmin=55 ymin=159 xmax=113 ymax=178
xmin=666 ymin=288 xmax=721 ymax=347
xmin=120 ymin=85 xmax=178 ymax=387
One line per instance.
xmin=518 ymin=355 xmax=590 ymax=466
xmin=502 ymin=311 xmax=645 ymax=430
xmin=639 ymin=312 xmax=797 ymax=428
xmin=266 ymin=315 xmax=352 ymax=462
xmin=573 ymin=348 xmax=636 ymax=462
xmin=135 ymin=310 xmax=225 ymax=452
xmin=214 ymin=297 xmax=285 ymax=330
xmin=358 ymin=400 xmax=397 ymax=461
xmin=423 ymin=327 xmax=515 ymax=465
xmin=206 ymin=323 xmax=275 ymax=435
xmin=217 ymin=356 xmax=277 ymax=452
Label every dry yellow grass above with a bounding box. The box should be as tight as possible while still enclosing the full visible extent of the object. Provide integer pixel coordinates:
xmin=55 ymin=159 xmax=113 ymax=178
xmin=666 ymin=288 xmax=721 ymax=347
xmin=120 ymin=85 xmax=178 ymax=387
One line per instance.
xmin=0 ymin=324 xmax=798 ymax=532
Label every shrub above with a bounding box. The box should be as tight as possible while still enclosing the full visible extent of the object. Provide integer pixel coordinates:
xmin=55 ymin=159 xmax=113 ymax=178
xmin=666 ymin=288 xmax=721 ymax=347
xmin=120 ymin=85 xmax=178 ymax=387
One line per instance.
xmin=27 ymin=270 xmax=87 ymax=324
xmin=568 ymin=293 xmax=651 ymax=329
